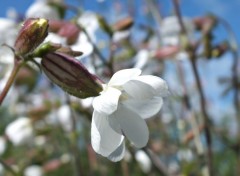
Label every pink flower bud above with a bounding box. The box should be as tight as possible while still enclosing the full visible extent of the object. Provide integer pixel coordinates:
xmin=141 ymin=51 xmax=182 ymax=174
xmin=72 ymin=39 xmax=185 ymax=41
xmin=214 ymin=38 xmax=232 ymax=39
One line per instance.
xmin=41 ymin=52 xmax=103 ymax=98
xmin=153 ymin=46 xmax=179 ymax=60
xmin=14 ymin=18 xmax=49 ymax=56
xmin=58 ymin=22 xmax=80 ymax=45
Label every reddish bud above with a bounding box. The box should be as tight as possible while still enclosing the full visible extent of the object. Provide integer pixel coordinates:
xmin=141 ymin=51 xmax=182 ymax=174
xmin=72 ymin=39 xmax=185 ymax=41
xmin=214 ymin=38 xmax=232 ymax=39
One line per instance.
xmin=112 ymin=17 xmax=134 ymax=31
xmin=58 ymin=22 xmax=80 ymax=45
xmin=211 ymin=42 xmax=229 ymax=58
xmin=14 ymin=18 xmax=49 ymax=56
xmin=56 ymin=46 xmax=83 ymax=57
xmin=41 ymin=52 xmax=103 ymax=98
xmin=193 ymin=16 xmax=217 ymax=33
xmin=152 ymin=46 xmax=180 ymax=60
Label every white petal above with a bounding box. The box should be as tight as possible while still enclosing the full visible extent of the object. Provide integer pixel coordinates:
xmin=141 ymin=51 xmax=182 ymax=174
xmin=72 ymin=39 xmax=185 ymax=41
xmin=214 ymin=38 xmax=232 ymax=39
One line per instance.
xmin=92 ymin=87 xmax=121 ymax=115
xmin=91 ymin=111 xmax=123 ymax=156
xmin=134 ymin=75 xmax=169 ymax=97
xmin=122 ymin=97 xmax=163 ymax=119
xmin=108 ymin=68 xmax=141 ymax=86
xmin=107 ymin=141 xmax=125 ymax=162
xmin=112 ymin=105 xmax=149 ymax=148
xmin=123 ymin=76 xmax=168 ymax=99
xmin=123 ymin=79 xmax=155 ymax=99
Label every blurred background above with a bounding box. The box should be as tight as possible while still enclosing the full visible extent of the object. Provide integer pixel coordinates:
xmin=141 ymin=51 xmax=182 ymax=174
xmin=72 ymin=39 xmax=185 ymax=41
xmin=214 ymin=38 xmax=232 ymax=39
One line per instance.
xmin=0 ymin=0 xmax=240 ymax=175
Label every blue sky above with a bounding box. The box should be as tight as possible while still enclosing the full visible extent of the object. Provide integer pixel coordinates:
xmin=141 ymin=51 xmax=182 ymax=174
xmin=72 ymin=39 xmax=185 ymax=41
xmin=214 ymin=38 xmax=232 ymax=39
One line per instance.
xmin=1 ymin=0 xmax=238 ymax=41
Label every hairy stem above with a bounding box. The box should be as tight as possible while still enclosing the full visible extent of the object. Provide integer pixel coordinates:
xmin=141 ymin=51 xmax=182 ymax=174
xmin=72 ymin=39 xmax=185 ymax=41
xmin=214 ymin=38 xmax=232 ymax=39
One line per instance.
xmin=0 ymin=60 xmax=24 ymax=106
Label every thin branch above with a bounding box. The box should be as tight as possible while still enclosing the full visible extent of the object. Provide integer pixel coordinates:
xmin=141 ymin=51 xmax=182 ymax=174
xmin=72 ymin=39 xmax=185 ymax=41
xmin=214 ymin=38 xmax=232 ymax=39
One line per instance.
xmin=218 ymin=16 xmax=240 ymax=176
xmin=145 ymin=0 xmax=163 ymax=40
xmin=66 ymin=95 xmax=83 ymax=176
xmin=0 ymin=60 xmax=24 ymax=106
xmin=0 ymin=158 xmax=18 ymax=176
xmin=171 ymin=0 xmax=214 ymax=175
xmin=142 ymin=147 xmax=169 ymax=176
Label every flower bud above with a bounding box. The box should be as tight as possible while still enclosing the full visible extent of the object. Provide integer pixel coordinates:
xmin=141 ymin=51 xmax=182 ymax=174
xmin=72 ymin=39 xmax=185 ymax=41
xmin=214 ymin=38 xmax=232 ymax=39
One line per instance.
xmin=112 ymin=17 xmax=134 ymax=32
xmin=41 ymin=52 xmax=103 ymax=98
xmin=14 ymin=18 xmax=49 ymax=56
xmin=97 ymin=15 xmax=113 ymax=37
xmin=58 ymin=22 xmax=80 ymax=45
xmin=152 ymin=46 xmax=179 ymax=60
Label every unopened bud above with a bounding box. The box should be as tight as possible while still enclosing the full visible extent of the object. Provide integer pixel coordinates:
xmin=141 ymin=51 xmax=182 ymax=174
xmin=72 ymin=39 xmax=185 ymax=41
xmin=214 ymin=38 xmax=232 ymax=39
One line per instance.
xmin=97 ymin=15 xmax=113 ymax=37
xmin=56 ymin=47 xmax=83 ymax=57
xmin=193 ymin=16 xmax=217 ymax=34
xmin=14 ymin=18 xmax=49 ymax=56
xmin=41 ymin=52 xmax=103 ymax=98
xmin=33 ymin=42 xmax=61 ymax=57
xmin=152 ymin=46 xmax=179 ymax=60
xmin=58 ymin=22 xmax=80 ymax=45
xmin=112 ymin=17 xmax=134 ymax=31
xmin=211 ymin=42 xmax=229 ymax=58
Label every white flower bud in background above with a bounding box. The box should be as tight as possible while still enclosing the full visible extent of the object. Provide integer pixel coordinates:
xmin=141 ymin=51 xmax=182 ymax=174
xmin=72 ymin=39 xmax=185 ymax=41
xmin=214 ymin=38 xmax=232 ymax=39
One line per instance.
xmin=177 ymin=149 xmax=194 ymax=162
xmin=168 ymin=161 xmax=180 ymax=174
xmin=71 ymin=33 xmax=94 ymax=59
xmin=5 ymin=117 xmax=34 ymax=146
xmin=160 ymin=16 xmax=195 ymax=46
xmin=161 ymin=113 xmax=173 ymax=124
xmin=26 ymin=0 xmax=60 ymax=20
xmin=123 ymin=149 xmax=132 ymax=162
xmin=0 ymin=18 xmax=17 ymax=65
xmin=56 ymin=105 xmax=72 ymax=132
xmin=46 ymin=105 xmax=73 ymax=132
xmin=0 ymin=164 xmax=4 ymax=175
xmin=77 ymin=12 xmax=99 ymax=41
xmin=24 ymin=165 xmax=43 ymax=176
xmin=0 ymin=136 xmax=6 ymax=155
xmin=80 ymin=97 xmax=94 ymax=109
xmin=113 ymin=30 xmax=130 ymax=43
xmin=135 ymin=150 xmax=152 ymax=173
xmin=34 ymin=136 xmax=47 ymax=147
xmin=60 ymin=153 xmax=71 ymax=164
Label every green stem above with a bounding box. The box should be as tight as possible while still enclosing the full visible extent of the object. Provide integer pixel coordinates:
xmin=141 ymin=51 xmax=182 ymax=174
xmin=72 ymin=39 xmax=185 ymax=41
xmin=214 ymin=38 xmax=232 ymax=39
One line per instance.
xmin=190 ymin=56 xmax=213 ymax=176
xmin=66 ymin=95 xmax=83 ymax=176
xmin=0 ymin=157 xmax=18 ymax=176
xmin=0 ymin=60 xmax=24 ymax=106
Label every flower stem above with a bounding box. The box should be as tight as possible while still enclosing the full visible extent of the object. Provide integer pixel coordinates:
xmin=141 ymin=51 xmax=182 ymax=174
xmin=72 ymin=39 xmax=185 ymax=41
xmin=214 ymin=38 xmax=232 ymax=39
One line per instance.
xmin=143 ymin=147 xmax=169 ymax=176
xmin=172 ymin=0 xmax=213 ymax=175
xmin=0 ymin=60 xmax=24 ymax=106
xmin=0 ymin=158 xmax=18 ymax=176
xmin=66 ymin=95 xmax=84 ymax=176
xmin=218 ymin=17 xmax=240 ymax=175
xmin=190 ymin=56 xmax=213 ymax=175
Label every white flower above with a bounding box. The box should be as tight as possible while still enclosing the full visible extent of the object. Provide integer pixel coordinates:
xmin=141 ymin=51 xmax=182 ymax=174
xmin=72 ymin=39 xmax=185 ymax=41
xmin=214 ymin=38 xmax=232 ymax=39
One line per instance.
xmin=77 ymin=12 xmax=99 ymax=41
xmin=46 ymin=105 xmax=72 ymax=132
xmin=0 ymin=18 xmax=17 ymax=65
xmin=177 ymin=149 xmax=193 ymax=162
xmin=5 ymin=117 xmax=34 ymax=146
xmin=24 ymin=165 xmax=43 ymax=176
xmin=113 ymin=30 xmax=130 ymax=43
xmin=160 ymin=16 xmax=195 ymax=46
xmin=135 ymin=150 xmax=152 ymax=173
xmin=91 ymin=68 xmax=168 ymax=161
xmin=26 ymin=0 xmax=60 ymax=20
xmin=71 ymin=33 xmax=94 ymax=59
